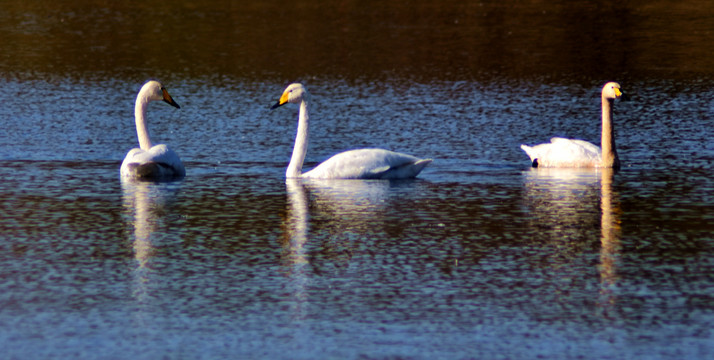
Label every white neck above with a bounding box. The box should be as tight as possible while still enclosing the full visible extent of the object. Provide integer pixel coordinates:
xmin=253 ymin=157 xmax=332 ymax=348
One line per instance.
xmin=600 ymin=96 xmax=618 ymax=168
xmin=134 ymin=93 xmax=153 ymax=150
xmin=286 ymin=99 xmax=309 ymax=178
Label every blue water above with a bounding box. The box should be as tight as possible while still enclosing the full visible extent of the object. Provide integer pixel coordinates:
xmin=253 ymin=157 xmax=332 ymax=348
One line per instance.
xmin=1 ymin=76 xmax=713 ymax=359
xmin=1 ymin=1 xmax=714 ymax=359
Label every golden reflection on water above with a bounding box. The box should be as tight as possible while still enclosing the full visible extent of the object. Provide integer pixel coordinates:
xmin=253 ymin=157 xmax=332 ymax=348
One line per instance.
xmin=523 ymin=167 xmax=622 ymax=315
xmin=598 ymin=168 xmax=621 ymax=314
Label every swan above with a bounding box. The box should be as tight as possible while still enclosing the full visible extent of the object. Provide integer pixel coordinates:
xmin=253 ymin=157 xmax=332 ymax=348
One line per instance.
xmin=270 ymin=83 xmax=432 ymax=179
xmin=120 ymin=80 xmax=185 ymax=180
xmin=520 ymin=82 xmax=624 ymax=169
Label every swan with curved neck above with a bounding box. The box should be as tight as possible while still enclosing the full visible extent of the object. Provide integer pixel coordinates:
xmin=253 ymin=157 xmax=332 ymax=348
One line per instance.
xmin=120 ymin=80 xmax=185 ymax=180
xmin=520 ymin=82 xmax=623 ymax=169
xmin=271 ymin=83 xmax=432 ymax=179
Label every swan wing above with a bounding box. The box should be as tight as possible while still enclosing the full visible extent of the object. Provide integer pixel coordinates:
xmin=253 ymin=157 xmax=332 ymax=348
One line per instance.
xmin=120 ymin=144 xmax=185 ymax=179
xmin=302 ymin=148 xmax=431 ymax=179
xmin=521 ymin=137 xmax=601 ymax=167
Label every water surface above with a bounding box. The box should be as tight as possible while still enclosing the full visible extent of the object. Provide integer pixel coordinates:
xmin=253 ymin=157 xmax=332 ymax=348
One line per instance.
xmin=1 ymin=1 xmax=713 ymax=359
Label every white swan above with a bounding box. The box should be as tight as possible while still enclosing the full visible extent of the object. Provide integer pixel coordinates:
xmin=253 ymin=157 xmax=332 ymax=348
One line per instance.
xmin=270 ymin=83 xmax=432 ymax=179
xmin=520 ymin=82 xmax=624 ymax=169
xmin=120 ymin=80 xmax=185 ymax=179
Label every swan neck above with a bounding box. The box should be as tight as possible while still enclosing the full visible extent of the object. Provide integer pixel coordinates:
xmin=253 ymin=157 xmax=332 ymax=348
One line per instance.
xmin=287 ymin=99 xmax=309 ymax=178
xmin=134 ymin=94 xmax=153 ymax=150
xmin=601 ymin=97 xmax=618 ymax=168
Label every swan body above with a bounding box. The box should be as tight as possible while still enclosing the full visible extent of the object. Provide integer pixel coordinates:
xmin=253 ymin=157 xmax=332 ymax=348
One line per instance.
xmin=521 ymin=82 xmax=623 ymax=169
xmin=271 ymin=83 xmax=431 ymax=179
xmin=120 ymin=80 xmax=185 ymax=180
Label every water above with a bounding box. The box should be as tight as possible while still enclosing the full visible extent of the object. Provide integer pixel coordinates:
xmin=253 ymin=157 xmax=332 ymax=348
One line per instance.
xmin=1 ymin=1 xmax=714 ymax=359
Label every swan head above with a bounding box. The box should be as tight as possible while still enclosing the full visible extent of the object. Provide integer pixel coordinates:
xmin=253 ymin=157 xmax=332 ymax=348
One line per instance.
xmin=601 ymin=82 xmax=623 ymax=101
xmin=139 ymin=80 xmax=180 ymax=109
xmin=271 ymin=83 xmax=309 ymax=109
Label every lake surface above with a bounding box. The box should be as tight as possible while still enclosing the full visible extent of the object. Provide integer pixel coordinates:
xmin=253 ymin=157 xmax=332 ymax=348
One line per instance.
xmin=1 ymin=1 xmax=713 ymax=359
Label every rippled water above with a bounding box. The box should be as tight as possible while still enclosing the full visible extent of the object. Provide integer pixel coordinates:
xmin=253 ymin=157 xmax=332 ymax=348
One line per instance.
xmin=1 ymin=1 xmax=714 ymax=359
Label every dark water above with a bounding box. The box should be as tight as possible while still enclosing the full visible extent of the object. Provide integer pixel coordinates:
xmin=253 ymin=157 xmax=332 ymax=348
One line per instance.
xmin=1 ymin=1 xmax=713 ymax=359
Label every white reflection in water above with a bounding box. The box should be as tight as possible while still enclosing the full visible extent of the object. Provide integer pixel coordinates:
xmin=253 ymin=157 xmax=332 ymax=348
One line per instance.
xmin=523 ymin=168 xmax=621 ymax=315
xmin=282 ymin=179 xmax=395 ymax=320
xmin=303 ymin=179 xmax=397 ymax=270
xmin=304 ymin=178 xmax=391 ymax=228
xmin=523 ymin=168 xmax=602 ymax=239
xmin=121 ymin=179 xmax=180 ymax=314
xmin=283 ymin=179 xmax=310 ymax=321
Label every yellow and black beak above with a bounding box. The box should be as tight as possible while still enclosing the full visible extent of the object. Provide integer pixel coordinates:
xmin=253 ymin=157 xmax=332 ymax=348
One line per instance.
xmin=161 ymin=87 xmax=181 ymax=109
xmin=617 ymin=88 xmax=631 ymax=101
xmin=270 ymin=91 xmax=290 ymax=110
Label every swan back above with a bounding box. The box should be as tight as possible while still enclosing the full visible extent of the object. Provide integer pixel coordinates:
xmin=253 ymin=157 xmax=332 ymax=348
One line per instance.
xmin=521 ymin=138 xmax=600 ymax=168
xmin=303 ymin=148 xmax=432 ymax=179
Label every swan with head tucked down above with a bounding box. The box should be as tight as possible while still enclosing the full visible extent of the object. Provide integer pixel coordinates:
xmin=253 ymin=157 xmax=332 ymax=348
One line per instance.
xmin=271 ymin=83 xmax=432 ymax=179
xmin=520 ymin=82 xmax=624 ymax=169
xmin=120 ymin=80 xmax=185 ymax=180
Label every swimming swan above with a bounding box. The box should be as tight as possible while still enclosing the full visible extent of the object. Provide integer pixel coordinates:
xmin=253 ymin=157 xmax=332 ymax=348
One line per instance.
xmin=120 ymin=80 xmax=185 ymax=179
xmin=271 ymin=83 xmax=432 ymax=179
xmin=520 ymin=82 xmax=624 ymax=169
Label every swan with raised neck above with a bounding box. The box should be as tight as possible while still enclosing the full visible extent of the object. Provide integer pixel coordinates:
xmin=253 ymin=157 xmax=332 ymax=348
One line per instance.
xmin=120 ymin=80 xmax=185 ymax=180
xmin=520 ymin=82 xmax=624 ymax=169
xmin=271 ymin=83 xmax=432 ymax=179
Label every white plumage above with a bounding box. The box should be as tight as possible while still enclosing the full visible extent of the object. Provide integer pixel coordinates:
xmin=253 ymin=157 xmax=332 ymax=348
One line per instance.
xmin=521 ymin=82 xmax=624 ymax=168
xmin=271 ymin=83 xmax=431 ymax=179
xmin=120 ymin=80 xmax=185 ymax=180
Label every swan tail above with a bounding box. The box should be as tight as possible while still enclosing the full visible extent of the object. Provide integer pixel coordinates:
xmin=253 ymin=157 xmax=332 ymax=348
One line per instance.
xmin=413 ymin=158 xmax=433 ymax=172
xmin=520 ymin=145 xmax=539 ymax=167
xmin=373 ymin=158 xmax=432 ymax=179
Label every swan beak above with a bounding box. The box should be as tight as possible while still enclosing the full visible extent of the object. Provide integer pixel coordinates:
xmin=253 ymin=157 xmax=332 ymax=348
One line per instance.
xmin=161 ymin=87 xmax=181 ymax=109
xmin=270 ymin=91 xmax=290 ymax=110
xmin=615 ymin=88 xmax=632 ymax=101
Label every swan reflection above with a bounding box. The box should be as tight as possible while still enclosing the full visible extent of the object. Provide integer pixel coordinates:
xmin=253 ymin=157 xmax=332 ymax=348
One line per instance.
xmin=121 ymin=179 xmax=181 ymax=307
xmin=281 ymin=179 xmax=412 ymax=319
xmin=523 ymin=168 xmax=602 ymax=244
xmin=523 ymin=167 xmax=622 ymax=314
xmin=281 ymin=179 xmax=311 ymax=321
xmin=281 ymin=178 xmax=398 ymax=264
xmin=598 ymin=168 xmax=621 ymax=314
